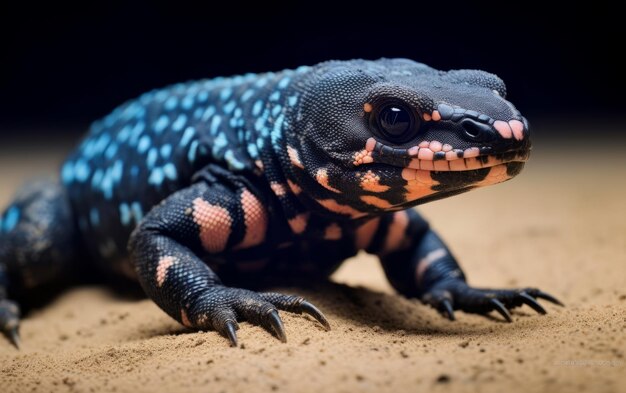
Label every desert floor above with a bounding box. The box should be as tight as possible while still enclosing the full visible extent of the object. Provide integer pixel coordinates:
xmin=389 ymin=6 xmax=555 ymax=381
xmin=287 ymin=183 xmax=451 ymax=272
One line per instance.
xmin=0 ymin=129 xmax=624 ymax=393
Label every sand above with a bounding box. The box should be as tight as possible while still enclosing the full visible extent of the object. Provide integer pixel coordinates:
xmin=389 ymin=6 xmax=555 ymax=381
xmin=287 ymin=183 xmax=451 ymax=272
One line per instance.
xmin=0 ymin=131 xmax=624 ymax=393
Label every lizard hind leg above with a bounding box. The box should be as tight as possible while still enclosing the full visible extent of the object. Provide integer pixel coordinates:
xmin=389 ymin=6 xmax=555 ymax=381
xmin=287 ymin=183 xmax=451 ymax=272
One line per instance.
xmin=0 ymin=179 xmax=78 ymax=348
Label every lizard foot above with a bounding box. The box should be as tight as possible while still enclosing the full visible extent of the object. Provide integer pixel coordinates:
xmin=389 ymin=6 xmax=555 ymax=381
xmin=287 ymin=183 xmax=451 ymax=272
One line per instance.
xmin=421 ymin=279 xmax=563 ymax=322
xmin=0 ymin=299 xmax=21 ymax=349
xmin=188 ymin=286 xmax=330 ymax=346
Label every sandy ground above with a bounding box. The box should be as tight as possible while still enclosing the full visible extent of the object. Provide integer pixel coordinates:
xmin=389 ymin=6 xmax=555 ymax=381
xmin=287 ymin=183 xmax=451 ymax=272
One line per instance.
xmin=0 ymin=131 xmax=624 ymax=393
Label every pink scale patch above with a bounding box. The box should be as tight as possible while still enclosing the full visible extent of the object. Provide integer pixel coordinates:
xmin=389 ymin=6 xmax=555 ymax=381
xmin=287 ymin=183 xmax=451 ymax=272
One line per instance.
xmin=270 ymin=182 xmax=288 ymax=197
xmin=360 ymin=170 xmax=390 ymax=192
xmin=315 ymin=168 xmax=341 ymax=193
xmin=192 ymin=198 xmax=232 ymax=253
xmin=180 ymin=309 xmax=192 ymax=327
xmin=287 ymin=145 xmax=304 ymax=169
xmin=416 ymin=248 xmax=448 ymax=283
xmin=287 ymin=179 xmax=302 ymax=195
xmin=234 ymin=189 xmax=268 ymax=250
xmin=509 ymin=120 xmax=525 ymax=140
xmin=324 ymin=223 xmax=342 ymax=240
xmin=355 ymin=217 xmax=380 ymax=250
xmin=156 ymin=256 xmax=177 ymax=287
xmin=418 ymin=148 xmax=434 ymax=160
xmin=445 ymin=151 xmax=458 ymax=160
xmin=429 ymin=141 xmax=443 ymax=152
xmin=288 ymin=213 xmax=309 ymax=234
xmin=463 ymin=147 xmax=480 ymax=158
xmin=382 ymin=211 xmax=409 ymax=253
xmin=494 ymin=120 xmax=513 ymax=139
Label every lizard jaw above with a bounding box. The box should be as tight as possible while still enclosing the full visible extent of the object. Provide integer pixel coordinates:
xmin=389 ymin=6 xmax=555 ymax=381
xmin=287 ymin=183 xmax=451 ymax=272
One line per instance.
xmin=354 ymin=137 xmax=530 ymax=172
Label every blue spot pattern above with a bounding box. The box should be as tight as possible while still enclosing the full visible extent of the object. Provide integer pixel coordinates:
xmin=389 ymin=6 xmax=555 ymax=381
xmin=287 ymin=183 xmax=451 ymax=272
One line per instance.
xmin=59 ymin=67 xmax=301 ymax=262
xmin=2 ymin=206 xmax=20 ymax=232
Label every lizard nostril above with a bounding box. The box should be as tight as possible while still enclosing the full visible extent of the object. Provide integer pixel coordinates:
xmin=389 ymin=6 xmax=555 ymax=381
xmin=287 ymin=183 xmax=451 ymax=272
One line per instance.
xmin=461 ymin=119 xmax=494 ymax=141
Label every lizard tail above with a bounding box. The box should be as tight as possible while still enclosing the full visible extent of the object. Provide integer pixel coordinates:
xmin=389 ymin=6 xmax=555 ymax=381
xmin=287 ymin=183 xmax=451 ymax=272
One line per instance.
xmin=0 ymin=178 xmax=78 ymax=349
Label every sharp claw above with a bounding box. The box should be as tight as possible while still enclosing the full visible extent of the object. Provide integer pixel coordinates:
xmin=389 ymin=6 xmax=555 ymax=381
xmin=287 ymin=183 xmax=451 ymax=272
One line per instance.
xmin=225 ymin=320 xmax=238 ymax=347
xmin=267 ymin=310 xmax=287 ymax=343
xmin=6 ymin=327 xmax=20 ymax=350
xmin=534 ymin=291 xmax=565 ymax=307
xmin=300 ymin=300 xmax=331 ymax=331
xmin=519 ymin=292 xmax=547 ymax=315
xmin=490 ymin=299 xmax=512 ymax=322
xmin=441 ymin=298 xmax=455 ymax=321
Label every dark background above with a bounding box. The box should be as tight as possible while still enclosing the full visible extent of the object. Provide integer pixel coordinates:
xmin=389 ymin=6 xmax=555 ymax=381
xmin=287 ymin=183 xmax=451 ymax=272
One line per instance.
xmin=1 ymin=3 xmax=624 ymax=138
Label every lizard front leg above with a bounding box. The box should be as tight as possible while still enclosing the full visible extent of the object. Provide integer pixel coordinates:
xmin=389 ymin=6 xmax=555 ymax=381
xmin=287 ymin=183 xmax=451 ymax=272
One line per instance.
xmin=129 ymin=180 xmax=329 ymax=346
xmin=357 ymin=209 xmax=563 ymax=322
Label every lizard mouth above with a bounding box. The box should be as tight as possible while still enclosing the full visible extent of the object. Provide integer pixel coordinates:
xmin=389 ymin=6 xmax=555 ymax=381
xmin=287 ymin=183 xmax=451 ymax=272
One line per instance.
xmin=353 ymin=137 xmax=531 ymax=172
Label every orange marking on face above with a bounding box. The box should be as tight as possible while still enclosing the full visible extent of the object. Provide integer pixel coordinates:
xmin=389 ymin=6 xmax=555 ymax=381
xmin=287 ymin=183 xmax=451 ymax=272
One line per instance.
xmin=401 ymin=167 xmax=416 ymax=181
xmin=407 ymin=146 xmax=419 ymax=156
xmin=192 ymin=198 xmax=232 ymax=253
xmin=156 ymin=256 xmax=177 ymax=287
xmin=270 ymin=182 xmax=288 ymax=197
xmin=416 ymin=248 xmax=448 ymax=283
xmin=382 ymin=211 xmax=410 ymax=253
xmin=287 ymin=145 xmax=304 ymax=169
xmin=414 ymin=169 xmax=433 ymax=184
xmin=315 ymin=168 xmax=341 ymax=193
xmin=234 ymin=189 xmax=268 ymax=250
xmin=419 ymin=160 xmax=435 ymax=170
xmin=434 ymin=160 xmax=450 ymax=171
xmin=360 ymin=170 xmax=390 ymax=192
xmin=449 ymin=159 xmax=467 ymax=171
xmin=363 ymin=103 xmax=373 ymax=113
xmin=407 ymin=158 xmax=420 ymax=169
xmin=509 ymin=120 xmax=525 ymax=140
xmin=180 ymin=309 xmax=192 ymax=327
xmin=431 ymin=110 xmax=441 ymax=121
xmin=355 ymin=217 xmax=380 ymax=250
xmin=360 ymin=195 xmax=393 ymax=209
xmin=288 ymin=213 xmax=309 ymax=234
xmin=287 ymin=179 xmax=302 ymax=195
xmin=353 ymin=149 xmax=373 ymax=166
xmin=317 ymin=199 xmax=365 ymax=217
xmin=404 ymin=177 xmax=437 ymax=201
xmin=442 ymin=144 xmax=453 ymax=152
xmin=494 ymin=120 xmax=513 ymax=139
xmin=418 ymin=141 xmax=430 ymax=148
xmin=366 ymin=137 xmax=377 ymax=151
xmin=422 ymin=112 xmax=432 ymax=121
xmin=324 ymin=223 xmax=342 ymax=240
xmin=474 ymin=164 xmax=511 ymax=187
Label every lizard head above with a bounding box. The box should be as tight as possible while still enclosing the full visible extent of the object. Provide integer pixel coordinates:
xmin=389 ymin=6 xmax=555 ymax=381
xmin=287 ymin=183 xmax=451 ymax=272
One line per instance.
xmin=284 ymin=58 xmax=531 ymax=217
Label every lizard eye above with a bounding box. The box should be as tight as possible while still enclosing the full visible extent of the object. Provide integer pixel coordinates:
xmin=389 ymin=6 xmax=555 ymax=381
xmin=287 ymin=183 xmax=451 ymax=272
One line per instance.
xmin=372 ymin=103 xmax=420 ymax=143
